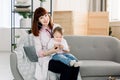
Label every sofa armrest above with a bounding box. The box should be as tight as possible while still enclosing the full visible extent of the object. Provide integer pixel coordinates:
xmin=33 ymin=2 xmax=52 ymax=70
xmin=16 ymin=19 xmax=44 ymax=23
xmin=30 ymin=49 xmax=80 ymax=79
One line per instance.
xmin=116 ymin=51 xmax=120 ymax=63
xmin=115 ymin=40 xmax=120 ymax=63
xmin=10 ymin=52 xmax=24 ymax=80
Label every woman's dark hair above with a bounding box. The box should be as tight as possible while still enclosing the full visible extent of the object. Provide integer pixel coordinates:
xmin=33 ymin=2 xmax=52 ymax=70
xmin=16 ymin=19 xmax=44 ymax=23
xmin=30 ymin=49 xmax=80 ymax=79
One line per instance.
xmin=32 ymin=7 xmax=53 ymax=36
xmin=53 ymin=27 xmax=63 ymax=35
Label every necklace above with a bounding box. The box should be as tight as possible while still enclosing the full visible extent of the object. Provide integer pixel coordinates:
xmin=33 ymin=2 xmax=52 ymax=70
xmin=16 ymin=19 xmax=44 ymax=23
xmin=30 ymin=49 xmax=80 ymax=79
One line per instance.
xmin=40 ymin=29 xmax=51 ymax=50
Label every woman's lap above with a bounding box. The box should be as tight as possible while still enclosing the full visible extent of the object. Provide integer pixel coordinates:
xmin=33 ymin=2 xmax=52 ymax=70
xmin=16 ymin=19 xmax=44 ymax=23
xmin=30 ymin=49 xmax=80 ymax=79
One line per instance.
xmin=48 ymin=59 xmax=79 ymax=80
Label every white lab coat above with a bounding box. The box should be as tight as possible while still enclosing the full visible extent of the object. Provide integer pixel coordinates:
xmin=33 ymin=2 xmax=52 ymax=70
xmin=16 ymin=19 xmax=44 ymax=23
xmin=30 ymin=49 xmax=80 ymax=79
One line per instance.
xmin=34 ymin=24 xmax=60 ymax=80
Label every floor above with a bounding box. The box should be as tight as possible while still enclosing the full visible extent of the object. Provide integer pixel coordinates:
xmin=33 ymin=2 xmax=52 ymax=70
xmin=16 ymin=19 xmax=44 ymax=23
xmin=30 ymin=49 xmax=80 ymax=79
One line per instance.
xmin=0 ymin=51 xmax=14 ymax=80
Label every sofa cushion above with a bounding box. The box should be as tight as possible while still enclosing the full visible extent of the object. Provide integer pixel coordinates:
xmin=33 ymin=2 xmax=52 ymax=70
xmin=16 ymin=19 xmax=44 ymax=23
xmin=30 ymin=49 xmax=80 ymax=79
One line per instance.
xmin=79 ymin=60 xmax=120 ymax=77
xmin=64 ymin=36 xmax=120 ymax=61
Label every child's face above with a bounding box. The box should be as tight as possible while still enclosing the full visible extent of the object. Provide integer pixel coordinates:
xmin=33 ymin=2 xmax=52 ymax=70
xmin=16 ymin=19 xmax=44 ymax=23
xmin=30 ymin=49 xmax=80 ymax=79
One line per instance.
xmin=53 ymin=31 xmax=62 ymax=42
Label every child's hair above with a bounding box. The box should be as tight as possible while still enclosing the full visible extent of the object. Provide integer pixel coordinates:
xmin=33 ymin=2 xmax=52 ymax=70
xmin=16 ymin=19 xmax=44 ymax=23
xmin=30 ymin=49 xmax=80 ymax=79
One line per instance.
xmin=53 ymin=26 xmax=63 ymax=35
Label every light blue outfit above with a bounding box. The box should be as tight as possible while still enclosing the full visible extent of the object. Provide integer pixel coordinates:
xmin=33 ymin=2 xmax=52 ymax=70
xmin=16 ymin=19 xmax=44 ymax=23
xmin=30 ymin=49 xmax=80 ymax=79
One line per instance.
xmin=52 ymin=53 xmax=78 ymax=66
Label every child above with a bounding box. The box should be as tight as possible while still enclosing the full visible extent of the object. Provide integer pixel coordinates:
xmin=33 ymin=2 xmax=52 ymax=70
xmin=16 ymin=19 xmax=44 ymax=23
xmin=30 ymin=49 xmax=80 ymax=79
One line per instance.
xmin=47 ymin=26 xmax=79 ymax=67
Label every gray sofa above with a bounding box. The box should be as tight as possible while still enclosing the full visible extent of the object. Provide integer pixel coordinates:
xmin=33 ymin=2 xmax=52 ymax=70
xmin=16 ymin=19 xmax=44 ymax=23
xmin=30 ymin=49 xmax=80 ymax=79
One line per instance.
xmin=10 ymin=35 xmax=120 ymax=80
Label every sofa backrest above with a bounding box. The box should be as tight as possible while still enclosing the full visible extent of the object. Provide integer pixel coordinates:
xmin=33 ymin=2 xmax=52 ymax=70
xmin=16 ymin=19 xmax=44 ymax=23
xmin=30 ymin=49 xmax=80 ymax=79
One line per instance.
xmin=64 ymin=36 xmax=120 ymax=61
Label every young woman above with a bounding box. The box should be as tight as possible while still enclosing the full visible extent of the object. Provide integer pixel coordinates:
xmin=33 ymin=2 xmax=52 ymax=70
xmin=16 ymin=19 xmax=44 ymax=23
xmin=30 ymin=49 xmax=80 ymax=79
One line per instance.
xmin=32 ymin=7 xmax=79 ymax=80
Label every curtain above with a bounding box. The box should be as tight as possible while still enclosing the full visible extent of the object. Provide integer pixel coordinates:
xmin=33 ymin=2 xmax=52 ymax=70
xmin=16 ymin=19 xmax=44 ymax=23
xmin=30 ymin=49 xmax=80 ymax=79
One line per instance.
xmin=88 ymin=0 xmax=107 ymax=12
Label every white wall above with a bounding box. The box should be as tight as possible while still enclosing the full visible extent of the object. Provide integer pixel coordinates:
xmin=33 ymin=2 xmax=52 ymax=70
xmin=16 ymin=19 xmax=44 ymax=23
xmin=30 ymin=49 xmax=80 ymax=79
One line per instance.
xmin=53 ymin=0 xmax=89 ymax=12
xmin=108 ymin=0 xmax=120 ymax=21
xmin=0 ymin=0 xmax=11 ymax=51
xmin=0 ymin=28 xmax=11 ymax=51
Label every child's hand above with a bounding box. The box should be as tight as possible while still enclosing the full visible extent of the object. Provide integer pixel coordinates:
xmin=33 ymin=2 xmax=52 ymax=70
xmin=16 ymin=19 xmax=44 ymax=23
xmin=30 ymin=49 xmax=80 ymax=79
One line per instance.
xmin=59 ymin=44 xmax=64 ymax=50
xmin=54 ymin=44 xmax=59 ymax=49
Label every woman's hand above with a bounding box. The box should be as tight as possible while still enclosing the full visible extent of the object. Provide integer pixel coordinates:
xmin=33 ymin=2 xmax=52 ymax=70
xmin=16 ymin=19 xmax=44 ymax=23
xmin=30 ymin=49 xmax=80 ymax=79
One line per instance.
xmin=44 ymin=45 xmax=59 ymax=56
xmin=54 ymin=44 xmax=60 ymax=53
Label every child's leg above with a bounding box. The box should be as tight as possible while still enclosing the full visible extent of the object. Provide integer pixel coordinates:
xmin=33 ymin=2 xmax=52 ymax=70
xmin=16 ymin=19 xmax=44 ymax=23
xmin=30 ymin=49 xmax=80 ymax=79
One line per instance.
xmin=52 ymin=53 xmax=72 ymax=66
xmin=63 ymin=53 xmax=80 ymax=67
xmin=64 ymin=53 xmax=81 ymax=67
xmin=63 ymin=53 xmax=78 ymax=61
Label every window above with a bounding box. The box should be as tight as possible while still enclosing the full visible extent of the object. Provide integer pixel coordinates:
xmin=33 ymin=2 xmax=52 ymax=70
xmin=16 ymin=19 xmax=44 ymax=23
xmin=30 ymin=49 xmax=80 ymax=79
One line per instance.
xmin=0 ymin=0 xmax=11 ymax=28
xmin=107 ymin=0 xmax=120 ymax=22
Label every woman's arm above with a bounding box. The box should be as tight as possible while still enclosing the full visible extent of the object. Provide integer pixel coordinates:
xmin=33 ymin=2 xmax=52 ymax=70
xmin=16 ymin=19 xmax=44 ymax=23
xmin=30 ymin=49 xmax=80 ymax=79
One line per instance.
xmin=44 ymin=47 xmax=58 ymax=56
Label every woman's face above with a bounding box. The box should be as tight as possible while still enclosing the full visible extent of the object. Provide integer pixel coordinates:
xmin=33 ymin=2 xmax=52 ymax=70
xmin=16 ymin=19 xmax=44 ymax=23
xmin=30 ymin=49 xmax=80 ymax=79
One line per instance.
xmin=53 ymin=31 xmax=62 ymax=42
xmin=38 ymin=14 xmax=50 ymax=26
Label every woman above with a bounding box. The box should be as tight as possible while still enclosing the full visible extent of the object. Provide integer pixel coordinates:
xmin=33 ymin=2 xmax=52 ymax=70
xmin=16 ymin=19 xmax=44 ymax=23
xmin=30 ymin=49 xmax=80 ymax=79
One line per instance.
xmin=32 ymin=7 xmax=79 ymax=80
